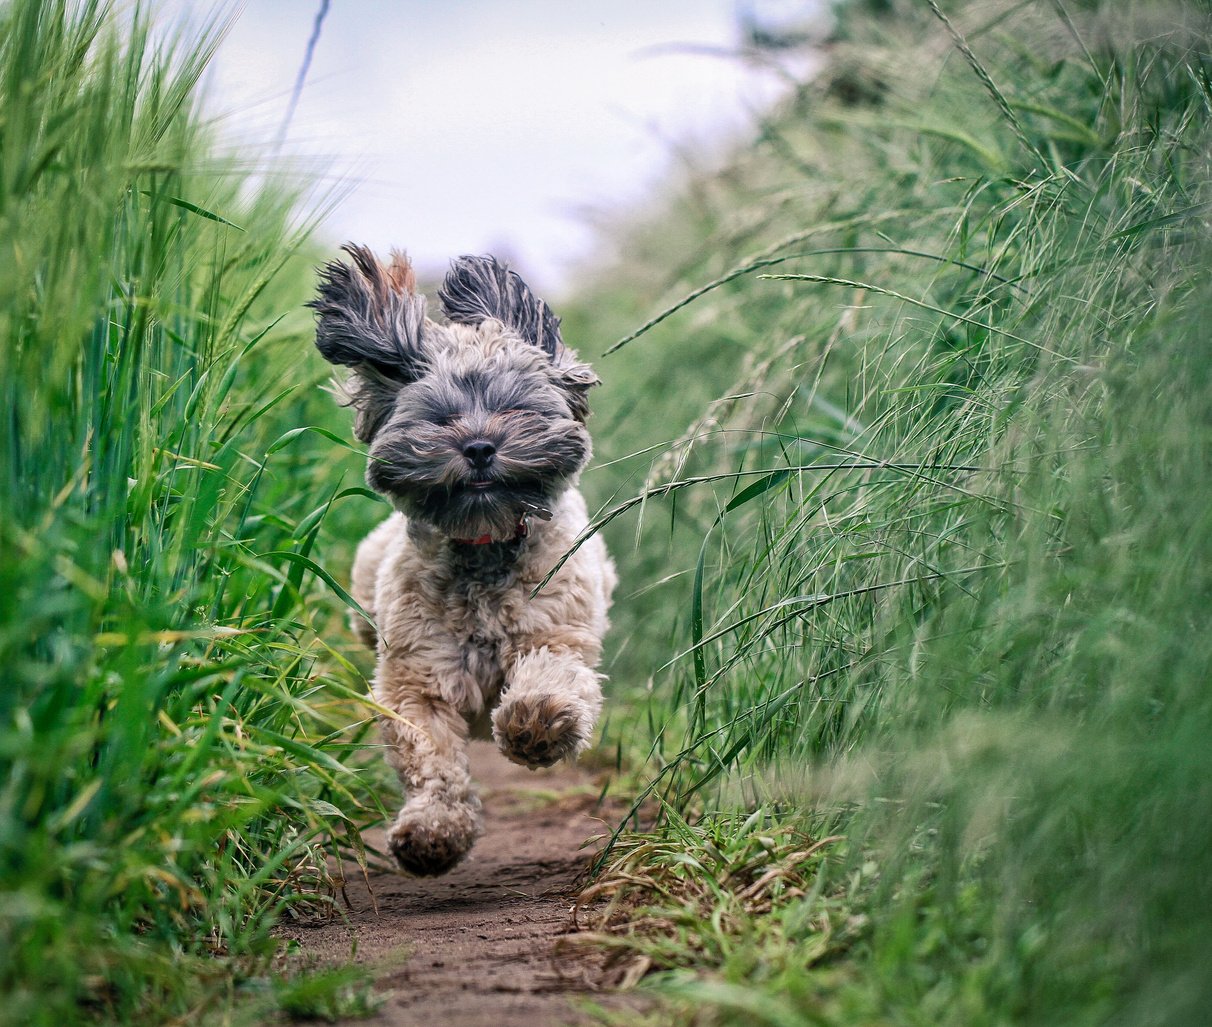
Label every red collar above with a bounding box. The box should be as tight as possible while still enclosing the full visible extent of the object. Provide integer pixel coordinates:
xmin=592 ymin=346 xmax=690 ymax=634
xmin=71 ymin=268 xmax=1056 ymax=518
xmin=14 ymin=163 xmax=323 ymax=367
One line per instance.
xmin=453 ymin=519 xmax=529 ymax=546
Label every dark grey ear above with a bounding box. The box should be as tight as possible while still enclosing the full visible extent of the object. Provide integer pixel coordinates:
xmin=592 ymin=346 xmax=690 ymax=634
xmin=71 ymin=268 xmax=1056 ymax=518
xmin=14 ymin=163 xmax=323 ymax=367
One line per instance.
xmin=309 ymin=244 xmax=427 ymax=442
xmin=556 ymin=361 xmax=600 ymax=423
xmin=311 ymin=244 xmax=426 ymax=380
xmin=438 ymin=255 xmax=565 ymax=361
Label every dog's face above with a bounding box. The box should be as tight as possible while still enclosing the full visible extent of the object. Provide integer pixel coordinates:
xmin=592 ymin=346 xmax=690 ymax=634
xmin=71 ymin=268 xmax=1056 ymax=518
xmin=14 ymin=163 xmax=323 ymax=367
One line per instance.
xmin=365 ymin=325 xmax=594 ymax=539
xmin=310 ymin=246 xmax=598 ymax=540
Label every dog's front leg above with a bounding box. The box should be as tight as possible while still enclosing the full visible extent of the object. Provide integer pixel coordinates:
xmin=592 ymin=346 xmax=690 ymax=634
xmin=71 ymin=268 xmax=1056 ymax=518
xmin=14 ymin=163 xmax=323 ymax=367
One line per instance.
xmin=493 ymin=646 xmax=604 ymax=769
xmin=377 ymin=674 xmax=481 ymax=875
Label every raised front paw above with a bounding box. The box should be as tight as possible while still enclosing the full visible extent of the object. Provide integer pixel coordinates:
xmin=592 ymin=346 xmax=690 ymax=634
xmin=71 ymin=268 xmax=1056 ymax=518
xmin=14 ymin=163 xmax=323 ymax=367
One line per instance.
xmin=493 ymin=693 xmax=587 ymax=769
xmin=386 ymin=797 xmax=480 ymax=877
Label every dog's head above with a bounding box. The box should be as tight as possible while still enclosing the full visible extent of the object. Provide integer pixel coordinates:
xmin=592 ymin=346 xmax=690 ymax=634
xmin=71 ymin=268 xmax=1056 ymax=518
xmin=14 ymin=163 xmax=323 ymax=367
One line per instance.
xmin=310 ymin=245 xmax=598 ymax=541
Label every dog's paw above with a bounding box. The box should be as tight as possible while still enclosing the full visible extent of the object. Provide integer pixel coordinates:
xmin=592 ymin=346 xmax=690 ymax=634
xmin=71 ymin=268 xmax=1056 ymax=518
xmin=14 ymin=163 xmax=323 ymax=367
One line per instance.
xmin=386 ymin=800 xmax=479 ymax=876
xmin=493 ymin=694 xmax=586 ymax=769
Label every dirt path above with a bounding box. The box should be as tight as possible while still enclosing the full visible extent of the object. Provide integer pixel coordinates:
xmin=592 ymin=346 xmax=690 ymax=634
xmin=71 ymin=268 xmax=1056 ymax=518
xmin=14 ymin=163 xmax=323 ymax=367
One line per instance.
xmin=280 ymin=742 xmax=635 ymax=1026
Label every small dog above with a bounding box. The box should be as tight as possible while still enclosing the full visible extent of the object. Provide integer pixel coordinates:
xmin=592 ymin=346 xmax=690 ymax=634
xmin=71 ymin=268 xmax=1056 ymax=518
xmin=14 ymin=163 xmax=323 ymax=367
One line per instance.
xmin=310 ymin=245 xmax=615 ymax=876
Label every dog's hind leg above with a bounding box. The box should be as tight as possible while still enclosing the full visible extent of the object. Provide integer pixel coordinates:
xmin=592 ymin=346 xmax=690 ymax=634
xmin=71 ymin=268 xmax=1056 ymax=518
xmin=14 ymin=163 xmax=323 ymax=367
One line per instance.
xmin=377 ymin=684 xmax=482 ymax=875
xmin=493 ymin=646 xmax=604 ymax=769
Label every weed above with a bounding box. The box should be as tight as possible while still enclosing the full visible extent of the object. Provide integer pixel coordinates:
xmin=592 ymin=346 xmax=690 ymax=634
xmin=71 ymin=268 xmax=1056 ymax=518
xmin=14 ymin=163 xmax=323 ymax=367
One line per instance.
xmin=271 ymin=965 xmax=384 ymax=1024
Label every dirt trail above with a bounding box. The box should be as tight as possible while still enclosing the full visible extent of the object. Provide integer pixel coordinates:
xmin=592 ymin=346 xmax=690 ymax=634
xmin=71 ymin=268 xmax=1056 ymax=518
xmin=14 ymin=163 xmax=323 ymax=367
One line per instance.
xmin=281 ymin=742 xmax=636 ymax=1026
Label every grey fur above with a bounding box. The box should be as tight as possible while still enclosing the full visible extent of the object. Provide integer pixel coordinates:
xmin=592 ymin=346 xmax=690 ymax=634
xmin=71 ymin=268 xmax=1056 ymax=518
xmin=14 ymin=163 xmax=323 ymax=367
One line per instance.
xmin=367 ymin=365 xmax=591 ymax=540
xmin=311 ymin=243 xmax=427 ymax=379
xmin=311 ymin=245 xmax=596 ymax=541
xmin=310 ymin=244 xmax=428 ymax=442
xmin=439 ymin=255 xmax=565 ymax=362
xmin=439 ymin=256 xmax=601 ymax=426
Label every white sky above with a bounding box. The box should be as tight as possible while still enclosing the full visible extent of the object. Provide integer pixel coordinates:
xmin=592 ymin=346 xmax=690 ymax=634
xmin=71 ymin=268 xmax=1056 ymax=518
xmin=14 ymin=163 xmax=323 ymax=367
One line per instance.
xmin=174 ymin=0 xmax=822 ymax=291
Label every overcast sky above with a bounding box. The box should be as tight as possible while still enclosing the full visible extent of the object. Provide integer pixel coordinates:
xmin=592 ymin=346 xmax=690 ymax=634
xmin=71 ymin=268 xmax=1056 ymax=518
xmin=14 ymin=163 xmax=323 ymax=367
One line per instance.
xmin=177 ymin=0 xmax=822 ymax=291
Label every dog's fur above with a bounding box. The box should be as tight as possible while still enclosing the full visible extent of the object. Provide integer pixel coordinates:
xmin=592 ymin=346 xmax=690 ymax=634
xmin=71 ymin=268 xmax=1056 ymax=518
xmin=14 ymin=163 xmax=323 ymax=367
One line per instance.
xmin=310 ymin=245 xmax=615 ymax=876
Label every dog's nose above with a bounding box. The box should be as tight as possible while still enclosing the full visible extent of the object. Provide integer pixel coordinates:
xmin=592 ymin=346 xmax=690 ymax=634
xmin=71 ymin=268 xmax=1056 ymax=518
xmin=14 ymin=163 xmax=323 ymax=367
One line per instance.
xmin=462 ymin=439 xmax=497 ymax=469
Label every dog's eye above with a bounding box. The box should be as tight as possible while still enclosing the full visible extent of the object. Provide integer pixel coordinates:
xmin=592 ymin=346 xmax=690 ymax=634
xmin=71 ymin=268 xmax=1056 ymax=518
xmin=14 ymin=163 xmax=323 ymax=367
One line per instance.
xmin=431 ymin=412 xmax=459 ymax=427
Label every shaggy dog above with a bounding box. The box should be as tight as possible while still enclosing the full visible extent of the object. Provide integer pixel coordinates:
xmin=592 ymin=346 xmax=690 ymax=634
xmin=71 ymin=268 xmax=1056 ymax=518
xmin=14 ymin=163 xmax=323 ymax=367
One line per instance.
xmin=310 ymin=245 xmax=615 ymax=876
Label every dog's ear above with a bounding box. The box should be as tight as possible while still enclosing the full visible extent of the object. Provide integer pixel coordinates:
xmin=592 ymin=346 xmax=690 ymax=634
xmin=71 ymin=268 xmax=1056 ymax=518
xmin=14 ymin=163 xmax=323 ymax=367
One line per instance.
xmin=438 ymin=255 xmax=565 ymax=362
xmin=555 ymin=361 xmax=600 ymax=423
xmin=439 ymin=254 xmax=599 ymax=419
xmin=310 ymin=244 xmax=427 ymax=441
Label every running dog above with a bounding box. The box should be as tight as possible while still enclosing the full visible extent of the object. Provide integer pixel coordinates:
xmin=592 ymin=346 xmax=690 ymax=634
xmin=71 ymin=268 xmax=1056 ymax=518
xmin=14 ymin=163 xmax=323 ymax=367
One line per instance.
xmin=310 ymin=246 xmax=615 ymax=875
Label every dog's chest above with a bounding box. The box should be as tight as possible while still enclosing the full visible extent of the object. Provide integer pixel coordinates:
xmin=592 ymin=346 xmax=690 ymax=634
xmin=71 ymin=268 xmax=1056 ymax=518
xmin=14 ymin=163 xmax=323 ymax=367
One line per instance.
xmin=458 ymin=620 xmax=505 ymax=689
xmin=447 ymin=574 xmax=521 ymax=699
xmin=398 ymin=534 xmax=550 ymax=718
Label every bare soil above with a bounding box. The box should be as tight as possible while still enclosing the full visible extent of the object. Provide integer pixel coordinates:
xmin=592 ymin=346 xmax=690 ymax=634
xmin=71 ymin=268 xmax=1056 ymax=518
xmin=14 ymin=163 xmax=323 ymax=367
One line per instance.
xmin=279 ymin=742 xmax=638 ymax=1027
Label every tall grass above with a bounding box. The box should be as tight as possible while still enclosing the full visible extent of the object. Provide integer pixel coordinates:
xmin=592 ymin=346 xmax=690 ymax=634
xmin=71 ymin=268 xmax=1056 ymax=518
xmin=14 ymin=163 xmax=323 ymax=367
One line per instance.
xmin=0 ymin=2 xmax=377 ymax=1022
xmin=568 ymin=1 xmax=1212 ymax=1022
